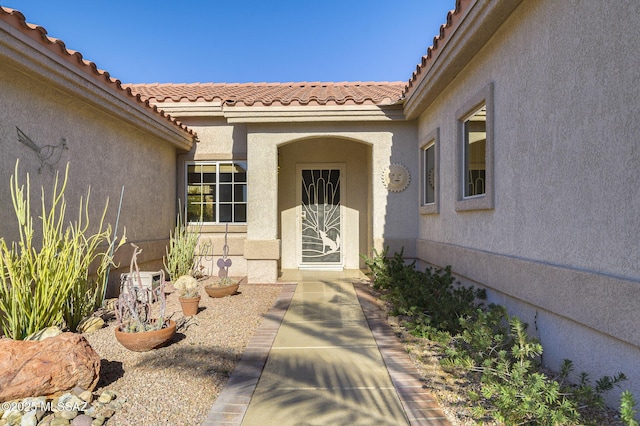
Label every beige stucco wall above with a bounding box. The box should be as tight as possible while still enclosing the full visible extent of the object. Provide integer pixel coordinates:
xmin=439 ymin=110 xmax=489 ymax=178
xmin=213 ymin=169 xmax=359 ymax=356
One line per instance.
xmin=414 ymin=0 xmax=640 ymax=405
xmin=246 ymin=121 xmax=418 ymax=280
xmin=0 ymin=60 xmax=183 ymax=297
xmin=174 ymin=116 xmax=249 ymax=278
xmin=171 ymin=116 xmax=419 ymax=282
xmin=278 ymin=137 xmax=371 ymax=269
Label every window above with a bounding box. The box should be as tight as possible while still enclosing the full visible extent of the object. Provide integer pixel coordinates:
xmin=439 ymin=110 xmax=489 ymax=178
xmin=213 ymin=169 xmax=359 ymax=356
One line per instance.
xmin=186 ymin=161 xmax=247 ymax=223
xmin=420 ymin=128 xmax=439 ymax=215
xmin=456 ymin=83 xmax=494 ymax=211
xmin=463 ymin=106 xmax=486 ymax=197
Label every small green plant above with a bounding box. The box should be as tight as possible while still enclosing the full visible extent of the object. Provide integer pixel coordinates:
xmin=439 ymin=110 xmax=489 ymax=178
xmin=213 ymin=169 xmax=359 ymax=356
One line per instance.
xmin=164 ymin=205 xmax=199 ymax=281
xmin=0 ymin=161 xmax=123 ymax=339
xmin=620 ymin=390 xmax=639 ymax=426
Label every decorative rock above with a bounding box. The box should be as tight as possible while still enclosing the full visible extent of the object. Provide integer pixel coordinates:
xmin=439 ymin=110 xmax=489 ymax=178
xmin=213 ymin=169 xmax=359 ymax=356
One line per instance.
xmin=59 ymin=410 xmax=78 ymax=420
xmin=71 ymin=415 xmax=93 ymax=426
xmin=39 ymin=413 xmax=55 ymax=425
xmin=3 ymin=411 xmax=21 ymax=424
xmin=50 ymin=417 xmax=70 ymax=426
xmin=20 ymin=410 xmax=37 ymax=426
xmin=76 ymin=317 xmax=104 ymax=334
xmin=77 ymin=392 xmax=93 ymax=404
xmin=57 ymin=394 xmax=86 ymax=411
xmin=0 ymin=333 xmax=100 ymax=401
xmin=96 ymin=392 xmax=113 ymax=404
xmin=22 ymin=396 xmax=47 ymax=410
xmin=90 ymin=416 xmax=105 ymax=426
xmin=81 ymin=406 xmax=95 ymax=418
xmin=23 ymin=326 xmax=62 ymax=341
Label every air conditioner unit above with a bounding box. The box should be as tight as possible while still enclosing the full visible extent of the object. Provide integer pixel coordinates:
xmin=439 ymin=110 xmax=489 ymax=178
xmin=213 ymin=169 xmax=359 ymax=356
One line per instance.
xmin=119 ymin=271 xmax=163 ymax=301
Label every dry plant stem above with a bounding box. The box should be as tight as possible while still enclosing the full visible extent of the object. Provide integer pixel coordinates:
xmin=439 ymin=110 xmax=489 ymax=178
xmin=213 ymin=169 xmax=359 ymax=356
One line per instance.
xmin=116 ymin=244 xmax=166 ymax=332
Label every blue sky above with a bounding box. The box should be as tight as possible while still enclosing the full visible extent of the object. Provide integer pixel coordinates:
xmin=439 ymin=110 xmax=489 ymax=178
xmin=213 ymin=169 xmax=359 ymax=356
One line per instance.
xmin=1 ymin=0 xmax=456 ymax=84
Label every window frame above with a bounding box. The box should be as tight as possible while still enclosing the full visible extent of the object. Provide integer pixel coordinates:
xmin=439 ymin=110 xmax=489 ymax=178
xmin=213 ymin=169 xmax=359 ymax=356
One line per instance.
xmin=420 ymin=128 xmax=440 ymax=215
xmin=185 ymin=160 xmax=247 ymax=225
xmin=455 ymin=82 xmax=494 ymax=211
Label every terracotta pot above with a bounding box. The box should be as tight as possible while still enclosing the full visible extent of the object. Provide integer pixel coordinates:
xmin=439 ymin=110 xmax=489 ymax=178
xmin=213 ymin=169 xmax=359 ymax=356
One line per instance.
xmin=114 ymin=319 xmax=176 ymax=352
xmin=179 ymin=295 xmax=201 ymax=316
xmin=205 ymin=283 xmax=239 ymax=298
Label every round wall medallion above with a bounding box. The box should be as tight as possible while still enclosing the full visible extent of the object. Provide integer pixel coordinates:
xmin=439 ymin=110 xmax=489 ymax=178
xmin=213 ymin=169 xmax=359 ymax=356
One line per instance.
xmin=382 ymin=163 xmax=410 ymax=192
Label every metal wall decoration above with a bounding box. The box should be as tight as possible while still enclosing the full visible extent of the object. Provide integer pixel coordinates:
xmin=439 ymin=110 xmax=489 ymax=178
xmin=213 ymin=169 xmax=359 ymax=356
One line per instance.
xmin=382 ymin=163 xmax=410 ymax=192
xmin=16 ymin=126 xmax=68 ymax=173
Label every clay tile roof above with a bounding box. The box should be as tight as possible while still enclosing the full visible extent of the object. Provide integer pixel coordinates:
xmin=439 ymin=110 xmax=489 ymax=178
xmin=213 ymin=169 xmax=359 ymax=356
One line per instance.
xmin=0 ymin=7 xmax=195 ymax=140
xmin=402 ymin=0 xmax=465 ymax=98
xmin=125 ymin=82 xmax=405 ymax=107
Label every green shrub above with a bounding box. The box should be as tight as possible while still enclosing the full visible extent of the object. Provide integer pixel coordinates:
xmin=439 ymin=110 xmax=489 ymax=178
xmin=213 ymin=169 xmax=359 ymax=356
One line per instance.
xmin=444 ymin=306 xmax=626 ymax=425
xmin=621 ymin=390 xmax=639 ymax=426
xmin=363 ymin=246 xmax=485 ymax=335
xmin=0 ymin=161 xmax=123 ymax=338
xmin=365 ymin=248 xmax=630 ymax=425
xmin=163 ymin=207 xmax=199 ymax=281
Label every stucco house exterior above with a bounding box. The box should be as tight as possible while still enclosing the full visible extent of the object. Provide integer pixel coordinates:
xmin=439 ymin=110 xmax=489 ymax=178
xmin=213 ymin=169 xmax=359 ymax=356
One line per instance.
xmin=1 ymin=0 xmax=638 ymax=408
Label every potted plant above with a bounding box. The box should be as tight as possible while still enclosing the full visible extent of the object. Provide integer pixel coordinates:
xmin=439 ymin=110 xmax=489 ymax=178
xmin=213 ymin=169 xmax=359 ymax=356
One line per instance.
xmin=114 ymin=244 xmax=175 ymax=352
xmin=204 ymin=275 xmax=243 ymax=298
xmin=174 ymin=275 xmax=200 ymax=316
xmin=204 ymin=223 xmax=242 ymax=298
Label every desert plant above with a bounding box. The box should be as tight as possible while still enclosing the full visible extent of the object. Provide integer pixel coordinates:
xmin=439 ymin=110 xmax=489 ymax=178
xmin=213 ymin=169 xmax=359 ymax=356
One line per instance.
xmin=0 ymin=161 xmax=123 ymax=339
xmin=173 ymin=274 xmax=199 ymax=298
xmin=115 ymin=244 xmax=167 ymax=332
xmin=163 ymin=206 xmax=199 ymax=281
xmin=621 ymin=390 xmax=639 ymax=426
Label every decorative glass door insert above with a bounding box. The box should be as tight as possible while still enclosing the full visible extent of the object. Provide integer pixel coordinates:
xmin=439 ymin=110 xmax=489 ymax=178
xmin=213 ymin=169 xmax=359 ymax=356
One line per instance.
xmin=300 ymin=167 xmax=342 ymax=265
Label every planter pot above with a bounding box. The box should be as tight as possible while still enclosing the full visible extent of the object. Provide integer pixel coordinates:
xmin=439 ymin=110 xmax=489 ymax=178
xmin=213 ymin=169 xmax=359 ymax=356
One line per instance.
xmin=114 ymin=319 xmax=176 ymax=352
xmin=204 ymin=277 xmax=244 ymax=298
xmin=179 ymin=295 xmax=201 ymax=316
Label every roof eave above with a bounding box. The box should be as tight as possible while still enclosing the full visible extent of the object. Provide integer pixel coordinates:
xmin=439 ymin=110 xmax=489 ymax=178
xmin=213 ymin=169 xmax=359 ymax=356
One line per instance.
xmin=222 ymin=104 xmax=406 ymax=123
xmin=0 ymin=7 xmax=195 ymax=151
xmin=403 ymin=0 xmax=524 ymax=120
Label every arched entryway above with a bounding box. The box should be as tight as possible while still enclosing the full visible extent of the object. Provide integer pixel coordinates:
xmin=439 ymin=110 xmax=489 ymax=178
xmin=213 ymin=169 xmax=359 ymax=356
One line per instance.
xmin=277 ymin=137 xmax=372 ymax=271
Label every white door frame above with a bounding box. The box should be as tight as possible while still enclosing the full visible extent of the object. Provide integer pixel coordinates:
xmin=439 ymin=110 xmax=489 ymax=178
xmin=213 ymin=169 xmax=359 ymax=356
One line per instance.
xmin=296 ymin=163 xmax=346 ymax=270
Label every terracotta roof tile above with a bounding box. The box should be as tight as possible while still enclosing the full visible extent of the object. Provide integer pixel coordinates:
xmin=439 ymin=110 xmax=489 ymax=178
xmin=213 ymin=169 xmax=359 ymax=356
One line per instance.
xmin=402 ymin=0 xmax=466 ymax=97
xmin=125 ymin=82 xmax=405 ymax=107
xmin=0 ymin=7 xmax=195 ymax=140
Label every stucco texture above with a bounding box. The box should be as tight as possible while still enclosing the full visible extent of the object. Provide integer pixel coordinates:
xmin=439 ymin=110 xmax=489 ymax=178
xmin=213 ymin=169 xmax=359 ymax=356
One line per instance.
xmin=0 ymin=59 xmax=181 ymax=294
xmin=414 ymin=0 xmax=640 ymax=406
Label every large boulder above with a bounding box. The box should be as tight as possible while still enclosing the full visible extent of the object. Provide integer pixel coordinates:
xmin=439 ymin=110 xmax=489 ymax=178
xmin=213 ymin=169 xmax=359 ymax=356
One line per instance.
xmin=0 ymin=332 xmax=101 ymax=402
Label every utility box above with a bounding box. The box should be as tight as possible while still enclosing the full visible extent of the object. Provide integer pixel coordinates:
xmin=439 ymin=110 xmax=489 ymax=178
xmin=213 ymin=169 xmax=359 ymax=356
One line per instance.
xmin=119 ymin=271 xmax=163 ymax=300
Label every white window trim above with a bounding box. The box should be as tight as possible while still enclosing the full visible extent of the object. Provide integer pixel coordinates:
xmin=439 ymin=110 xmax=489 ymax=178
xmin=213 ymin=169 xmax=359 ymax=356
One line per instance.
xmin=185 ymin=160 xmax=248 ymax=225
xmin=455 ymin=82 xmax=494 ymax=212
xmin=420 ymin=128 xmax=440 ymax=215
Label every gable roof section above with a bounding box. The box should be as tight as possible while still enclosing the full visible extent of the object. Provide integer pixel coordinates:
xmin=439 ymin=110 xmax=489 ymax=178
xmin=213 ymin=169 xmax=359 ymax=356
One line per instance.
xmin=0 ymin=7 xmax=196 ymax=146
xmin=402 ymin=0 xmax=523 ymax=119
xmin=126 ymin=82 xmax=405 ymax=107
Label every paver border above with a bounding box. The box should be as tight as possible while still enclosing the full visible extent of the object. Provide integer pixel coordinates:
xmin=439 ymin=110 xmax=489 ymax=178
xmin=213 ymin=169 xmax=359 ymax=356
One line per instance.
xmin=202 ymin=283 xmax=297 ymax=426
xmin=202 ymin=279 xmax=451 ymax=426
xmin=353 ymin=281 xmax=451 ymax=426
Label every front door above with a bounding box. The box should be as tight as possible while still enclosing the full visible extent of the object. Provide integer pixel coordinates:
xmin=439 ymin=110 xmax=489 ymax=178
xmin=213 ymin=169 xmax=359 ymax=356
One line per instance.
xmin=298 ymin=165 xmax=344 ymax=269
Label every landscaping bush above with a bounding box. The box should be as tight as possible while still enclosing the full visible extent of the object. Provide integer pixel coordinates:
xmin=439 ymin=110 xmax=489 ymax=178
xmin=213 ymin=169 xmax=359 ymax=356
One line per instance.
xmin=0 ymin=161 xmax=123 ymax=339
xmin=362 ymin=246 xmax=485 ymax=335
xmin=364 ymin=247 xmax=634 ymax=425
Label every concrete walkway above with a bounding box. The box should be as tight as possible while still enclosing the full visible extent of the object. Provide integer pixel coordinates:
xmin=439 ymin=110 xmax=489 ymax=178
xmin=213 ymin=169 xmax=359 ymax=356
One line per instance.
xmin=203 ymin=271 xmax=450 ymax=426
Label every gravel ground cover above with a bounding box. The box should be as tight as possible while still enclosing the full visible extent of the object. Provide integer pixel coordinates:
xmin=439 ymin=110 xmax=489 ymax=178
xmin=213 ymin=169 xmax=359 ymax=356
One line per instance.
xmin=84 ymin=280 xmax=282 ymax=426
